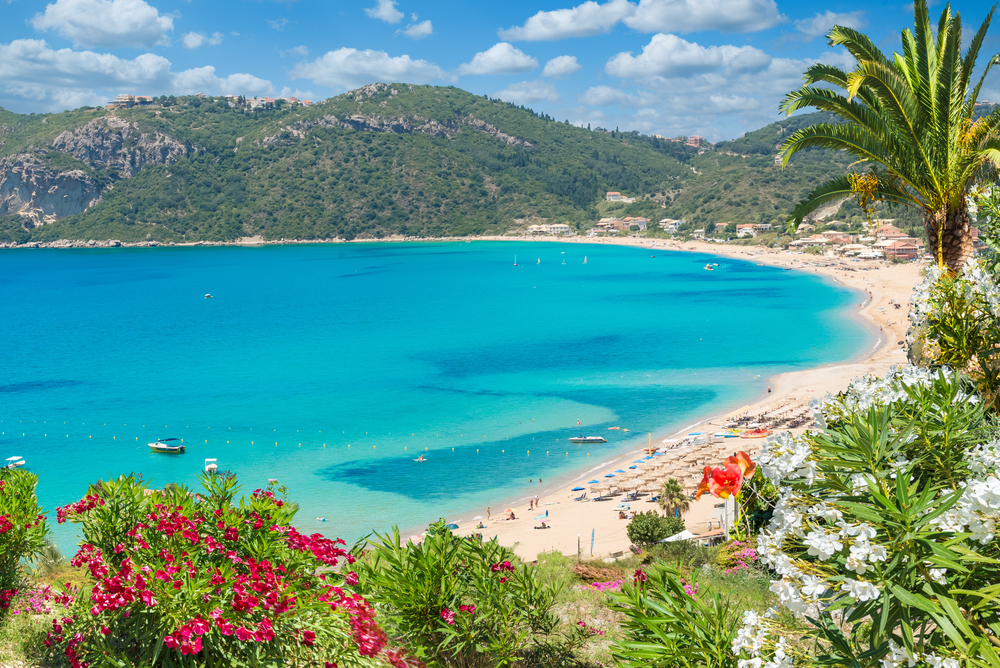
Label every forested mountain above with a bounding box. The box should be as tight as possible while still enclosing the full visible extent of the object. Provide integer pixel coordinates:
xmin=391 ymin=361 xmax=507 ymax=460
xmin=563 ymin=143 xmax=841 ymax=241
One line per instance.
xmin=0 ymin=83 xmax=881 ymax=244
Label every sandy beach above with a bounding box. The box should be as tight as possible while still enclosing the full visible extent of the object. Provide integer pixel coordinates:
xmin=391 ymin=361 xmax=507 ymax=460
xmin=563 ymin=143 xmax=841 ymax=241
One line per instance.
xmin=450 ymin=236 xmax=923 ymax=562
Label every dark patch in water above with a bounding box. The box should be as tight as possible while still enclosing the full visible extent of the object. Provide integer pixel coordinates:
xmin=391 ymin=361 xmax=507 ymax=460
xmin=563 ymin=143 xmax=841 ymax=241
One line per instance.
xmin=0 ymin=380 xmax=81 ymax=394
xmin=317 ymin=385 xmax=719 ymax=500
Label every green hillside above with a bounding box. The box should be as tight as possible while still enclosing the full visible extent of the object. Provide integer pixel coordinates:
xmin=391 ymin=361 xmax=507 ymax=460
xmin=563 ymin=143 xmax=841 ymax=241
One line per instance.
xmin=0 ymin=84 xmax=869 ymax=244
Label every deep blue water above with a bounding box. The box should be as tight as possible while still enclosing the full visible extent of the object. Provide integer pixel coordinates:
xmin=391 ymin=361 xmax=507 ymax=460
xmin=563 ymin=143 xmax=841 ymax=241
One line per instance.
xmin=0 ymin=241 xmax=870 ymax=549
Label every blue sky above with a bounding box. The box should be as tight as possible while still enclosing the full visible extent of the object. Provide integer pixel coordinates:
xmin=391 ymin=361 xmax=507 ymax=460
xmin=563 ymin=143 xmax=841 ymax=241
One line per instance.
xmin=1 ymin=0 xmax=997 ymax=140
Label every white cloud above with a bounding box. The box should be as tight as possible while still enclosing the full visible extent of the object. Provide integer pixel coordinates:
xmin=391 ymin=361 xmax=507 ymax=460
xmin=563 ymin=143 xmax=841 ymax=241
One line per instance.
xmin=398 ymin=20 xmax=433 ymax=39
xmin=793 ymin=10 xmax=866 ymax=38
xmin=494 ymin=80 xmax=561 ymax=104
xmin=458 ymin=43 xmax=537 ymax=75
xmin=182 ymin=32 xmax=223 ymax=49
xmin=30 ymin=0 xmax=173 ymax=48
xmin=290 ymin=48 xmax=448 ymax=89
xmin=365 ymin=0 xmax=403 ymax=24
xmin=579 ymin=85 xmax=652 ymax=107
xmin=499 ymin=0 xmax=635 ymax=41
xmin=623 ymin=0 xmax=784 ymax=33
xmin=280 ymin=45 xmax=310 ymax=58
xmin=542 ymin=55 xmax=581 ymax=77
xmin=605 ymin=34 xmax=770 ymax=79
xmin=268 ymin=18 xmax=289 ymax=31
xmin=0 ymin=39 xmax=273 ymax=112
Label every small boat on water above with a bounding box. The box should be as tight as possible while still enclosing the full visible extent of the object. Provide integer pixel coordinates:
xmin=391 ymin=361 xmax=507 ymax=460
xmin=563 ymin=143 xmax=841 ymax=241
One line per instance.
xmin=608 ymin=426 xmax=620 ymax=430
xmin=149 ymin=438 xmax=185 ymax=454
xmin=205 ymin=294 xmax=213 ymax=299
xmin=583 ymin=256 xmax=587 ymax=264
xmin=414 ymin=455 xmax=428 ymax=462
xmin=4 ymin=456 xmax=24 ymax=469
xmin=569 ymin=435 xmax=607 ymax=444
xmin=704 ymin=264 xmax=714 ymax=271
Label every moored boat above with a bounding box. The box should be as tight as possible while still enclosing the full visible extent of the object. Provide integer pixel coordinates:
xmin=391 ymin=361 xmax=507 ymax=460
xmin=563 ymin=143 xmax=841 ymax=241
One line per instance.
xmin=569 ymin=435 xmax=607 ymax=444
xmin=149 ymin=438 xmax=185 ymax=453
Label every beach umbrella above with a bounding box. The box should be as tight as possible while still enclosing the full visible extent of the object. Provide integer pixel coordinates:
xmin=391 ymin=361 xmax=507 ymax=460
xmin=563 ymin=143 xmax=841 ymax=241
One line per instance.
xmin=445 ymin=523 xmax=459 ymax=530
xmin=633 ymin=460 xmax=645 ymax=463
xmin=614 ymin=469 xmax=626 ymax=473
xmin=628 ymin=465 xmax=638 ymax=469
xmin=587 ymin=479 xmax=600 ymax=484
xmin=504 ymin=508 xmax=516 ymax=512
xmin=604 ymin=474 xmax=615 ymax=478
xmin=571 ymin=486 xmax=585 ymax=491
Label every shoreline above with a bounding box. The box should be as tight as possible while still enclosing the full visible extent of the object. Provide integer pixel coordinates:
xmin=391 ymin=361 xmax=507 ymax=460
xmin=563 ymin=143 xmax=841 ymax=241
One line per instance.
xmin=435 ymin=237 xmax=920 ymax=560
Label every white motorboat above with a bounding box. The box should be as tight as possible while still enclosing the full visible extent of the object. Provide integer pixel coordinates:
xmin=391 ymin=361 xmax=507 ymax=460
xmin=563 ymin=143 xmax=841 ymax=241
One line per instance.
xmin=569 ymin=435 xmax=607 ymax=444
xmin=149 ymin=438 xmax=185 ymax=454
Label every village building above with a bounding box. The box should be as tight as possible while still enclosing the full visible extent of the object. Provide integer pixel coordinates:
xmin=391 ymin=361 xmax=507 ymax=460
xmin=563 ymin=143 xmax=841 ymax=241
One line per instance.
xmin=658 ymin=219 xmax=684 ymax=232
xmin=736 ymin=224 xmax=756 ymax=238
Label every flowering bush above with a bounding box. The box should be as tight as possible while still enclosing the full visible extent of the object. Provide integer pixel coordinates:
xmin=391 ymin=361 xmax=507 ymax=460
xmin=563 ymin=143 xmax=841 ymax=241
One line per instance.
xmin=714 ymin=541 xmax=758 ymax=574
xmin=352 ymin=523 xmax=579 ymax=667
xmin=47 ymin=472 xmax=412 ymax=667
xmin=733 ymin=366 xmax=1000 ymax=668
xmin=0 ymin=468 xmax=50 ymax=614
xmin=907 ymin=260 xmax=1000 ymax=411
xmin=610 ymin=562 xmax=738 ymax=668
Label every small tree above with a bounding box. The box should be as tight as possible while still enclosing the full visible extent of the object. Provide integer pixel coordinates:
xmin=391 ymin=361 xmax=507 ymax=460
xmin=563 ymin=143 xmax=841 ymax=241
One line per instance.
xmin=627 ymin=511 xmax=682 ymax=547
xmin=657 ymin=478 xmax=689 ymax=518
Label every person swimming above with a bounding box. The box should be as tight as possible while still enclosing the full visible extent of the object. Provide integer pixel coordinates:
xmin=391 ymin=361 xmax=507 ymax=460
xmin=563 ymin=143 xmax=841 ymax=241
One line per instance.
xmin=415 ymin=455 xmax=425 ymax=462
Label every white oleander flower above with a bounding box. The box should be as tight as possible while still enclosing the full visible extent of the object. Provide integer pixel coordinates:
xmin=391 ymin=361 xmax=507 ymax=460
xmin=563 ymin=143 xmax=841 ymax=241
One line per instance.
xmin=841 ymin=578 xmax=880 ymax=602
xmin=925 ymin=653 xmax=960 ymax=668
xmin=929 ymin=568 xmax=947 ymax=585
xmin=881 ymin=641 xmax=918 ymax=668
xmin=804 ymin=530 xmax=843 ymax=560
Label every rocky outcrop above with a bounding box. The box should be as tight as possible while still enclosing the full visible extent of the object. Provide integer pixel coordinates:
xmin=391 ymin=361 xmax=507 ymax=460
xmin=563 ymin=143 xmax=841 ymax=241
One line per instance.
xmin=0 ymin=115 xmax=191 ymax=227
xmin=51 ymin=116 xmax=190 ymax=178
xmin=261 ymin=113 xmax=532 ymax=148
xmin=0 ymin=156 xmax=102 ymax=227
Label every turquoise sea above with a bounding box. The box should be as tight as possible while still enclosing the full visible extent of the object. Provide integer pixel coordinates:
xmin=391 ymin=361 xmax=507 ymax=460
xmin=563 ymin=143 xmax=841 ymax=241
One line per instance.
xmin=0 ymin=241 xmax=871 ymax=550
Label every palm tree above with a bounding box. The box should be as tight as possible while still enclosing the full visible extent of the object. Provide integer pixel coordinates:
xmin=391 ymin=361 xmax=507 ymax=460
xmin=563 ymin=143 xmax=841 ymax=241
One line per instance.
xmin=658 ymin=478 xmax=689 ymax=518
xmin=780 ymin=0 xmax=1000 ymax=271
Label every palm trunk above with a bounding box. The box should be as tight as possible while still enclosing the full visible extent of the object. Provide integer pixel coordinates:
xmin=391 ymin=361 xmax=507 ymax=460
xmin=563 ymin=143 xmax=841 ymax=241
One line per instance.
xmin=925 ymin=206 xmax=974 ymax=271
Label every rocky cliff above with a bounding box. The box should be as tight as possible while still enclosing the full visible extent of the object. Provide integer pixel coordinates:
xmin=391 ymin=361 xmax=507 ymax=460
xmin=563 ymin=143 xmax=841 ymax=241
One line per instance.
xmin=51 ymin=116 xmax=190 ymax=178
xmin=0 ymin=115 xmax=191 ymax=228
xmin=0 ymin=156 xmax=102 ymax=226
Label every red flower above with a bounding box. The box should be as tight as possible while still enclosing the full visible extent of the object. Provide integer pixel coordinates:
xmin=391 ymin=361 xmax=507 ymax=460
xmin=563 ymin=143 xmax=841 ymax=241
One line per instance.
xmin=345 ymin=571 xmax=358 ymax=586
xmin=696 ymin=451 xmax=756 ymax=500
xmin=633 ymin=568 xmax=648 ymax=585
xmin=235 ymin=626 xmax=253 ymax=642
xmin=301 ymin=630 xmax=316 ymax=646
xmin=439 ymin=608 xmax=455 ymax=625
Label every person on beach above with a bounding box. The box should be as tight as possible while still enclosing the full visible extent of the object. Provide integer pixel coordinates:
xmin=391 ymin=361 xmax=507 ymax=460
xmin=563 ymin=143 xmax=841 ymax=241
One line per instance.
xmin=487 ymin=507 xmax=491 ymax=520
xmin=508 ymin=511 xmax=516 ymax=520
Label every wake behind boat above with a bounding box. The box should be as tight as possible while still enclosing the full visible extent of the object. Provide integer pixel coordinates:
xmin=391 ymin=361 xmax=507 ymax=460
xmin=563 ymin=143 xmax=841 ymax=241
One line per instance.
xmin=149 ymin=438 xmax=185 ymax=454
xmin=569 ymin=435 xmax=607 ymax=444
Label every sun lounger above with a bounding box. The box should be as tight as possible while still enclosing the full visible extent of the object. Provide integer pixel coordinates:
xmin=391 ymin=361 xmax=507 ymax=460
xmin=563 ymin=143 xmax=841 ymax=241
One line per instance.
xmin=573 ymin=491 xmax=587 ymax=501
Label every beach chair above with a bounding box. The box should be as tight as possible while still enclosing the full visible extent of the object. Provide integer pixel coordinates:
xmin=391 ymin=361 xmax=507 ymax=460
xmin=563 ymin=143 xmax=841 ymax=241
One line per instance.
xmin=573 ymin=491 xmax=587 ymax=501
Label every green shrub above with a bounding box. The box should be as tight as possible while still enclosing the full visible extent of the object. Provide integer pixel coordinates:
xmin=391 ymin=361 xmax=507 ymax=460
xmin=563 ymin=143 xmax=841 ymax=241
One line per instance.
xmin=626 ymin=512 xmax=682 ymax=548
xmin=610 ymin=562 xmax=738 ymax=668
xmin=48 ymin=473 xmax=406 ymax=667
xmin=352 ymin=524 xmax=590 ymax=667
xmin=0 ymin=468 xmax=49 ymax=611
